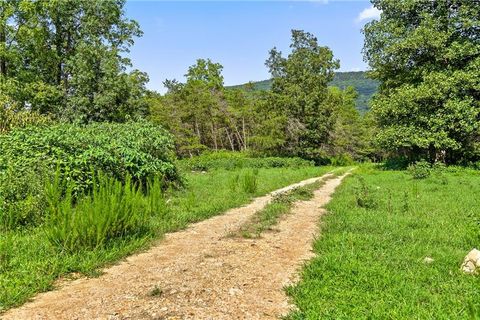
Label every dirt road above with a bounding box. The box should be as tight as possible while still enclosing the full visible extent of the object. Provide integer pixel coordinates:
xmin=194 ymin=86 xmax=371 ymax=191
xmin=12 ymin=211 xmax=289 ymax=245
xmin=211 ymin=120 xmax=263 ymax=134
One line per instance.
xmin=2 ymin=172 xmax=348 ymax=320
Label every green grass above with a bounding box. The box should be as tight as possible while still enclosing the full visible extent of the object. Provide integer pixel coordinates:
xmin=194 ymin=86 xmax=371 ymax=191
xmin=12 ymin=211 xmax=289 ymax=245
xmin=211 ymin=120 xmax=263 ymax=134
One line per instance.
xmin=0 ymin=165 xmax=333 ymax=312
xmin=286 ymin=166 xmax=480 ymax=319
xmin=237 ymin=178 xmax=330 ymax=238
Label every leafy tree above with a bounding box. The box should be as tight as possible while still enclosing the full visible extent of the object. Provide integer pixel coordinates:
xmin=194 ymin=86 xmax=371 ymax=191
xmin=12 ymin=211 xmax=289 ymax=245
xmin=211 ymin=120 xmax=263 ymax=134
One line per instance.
xmin=363 ymin=0 xmax=480 ymax=163
xmin=151 ymin=59 xmax=256 ymax=157
xmin=265 ymin=29 xmax=340 ymax=160
xmin=0 ymin=0 xmax=147 ymax=122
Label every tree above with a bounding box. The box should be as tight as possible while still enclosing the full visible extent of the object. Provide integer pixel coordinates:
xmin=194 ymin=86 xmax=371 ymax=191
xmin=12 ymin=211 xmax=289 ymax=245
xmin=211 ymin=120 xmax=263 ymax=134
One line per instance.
xmin=0 ymin=0 xmax=147 ymax=122
xmin=265 ymin=29 xmax=340 ymax=160
xmin=363 ymin=0 xmax=480 ymax=163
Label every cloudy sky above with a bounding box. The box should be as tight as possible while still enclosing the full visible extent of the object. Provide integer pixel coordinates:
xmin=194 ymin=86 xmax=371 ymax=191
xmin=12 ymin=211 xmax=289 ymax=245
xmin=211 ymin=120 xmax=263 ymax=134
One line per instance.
xmin=125 ymin=1 xmax=380 ymax=92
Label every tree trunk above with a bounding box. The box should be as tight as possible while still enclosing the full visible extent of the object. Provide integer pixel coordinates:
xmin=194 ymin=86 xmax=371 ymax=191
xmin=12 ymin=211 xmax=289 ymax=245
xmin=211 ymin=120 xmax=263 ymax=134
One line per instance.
xmin=226 ymin=129 xmax=235 ymax=151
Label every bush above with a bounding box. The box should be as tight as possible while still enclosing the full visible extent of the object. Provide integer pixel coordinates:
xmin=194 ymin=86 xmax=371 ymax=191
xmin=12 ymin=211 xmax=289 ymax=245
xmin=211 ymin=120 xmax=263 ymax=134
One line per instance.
xmin=179 ymin=151 xmax=314 ymax=171
xmin=0 ymin=164 xmax=48 ymax=230
xmin=329 ymin=154 xmax=355 ymax=166
xmin=0 ymin=121 xmax=180 ymax=195
xmin=45 ymin=173 xmax=165 ymax=252
xmin=408 ymin=160 xmax=431 ymax=179
xmin=354 ymin=176 xmax=378 ymax=209
xmin=0 ymin=97 xmax=53 ymax=135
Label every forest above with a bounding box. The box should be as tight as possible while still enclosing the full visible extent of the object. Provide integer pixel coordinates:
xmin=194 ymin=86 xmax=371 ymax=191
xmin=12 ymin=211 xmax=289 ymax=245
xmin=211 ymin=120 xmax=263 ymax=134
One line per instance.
xmin=1 ymin=0 xmax=480 ymax=318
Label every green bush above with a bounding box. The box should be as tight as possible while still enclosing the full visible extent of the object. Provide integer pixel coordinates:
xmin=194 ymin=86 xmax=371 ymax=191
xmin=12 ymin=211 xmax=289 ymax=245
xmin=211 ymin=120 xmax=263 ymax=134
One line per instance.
xmin=329 ymin=154 xmax=355 ymax=166
xmin=45 ymin=172 xmax=164 ymax=252
xmin=408 ymin=160 xmax=431 ymax=179
xmin=179 ymin=151 xmax=314 ymax=171
xmin=354 ymin=176 xmax=378 ymax=209
xmin=0 ymin=103 xmax=53 ymax=135
xmin=0 ymin=164 xmax=48 ymax=230
xmin=0 ymin=121 xmax=180 ymax=195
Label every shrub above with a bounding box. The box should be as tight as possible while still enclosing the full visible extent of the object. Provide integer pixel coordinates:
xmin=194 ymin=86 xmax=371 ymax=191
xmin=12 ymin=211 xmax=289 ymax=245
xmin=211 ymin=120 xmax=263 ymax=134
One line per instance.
xmin=354 ymin=176 xmax=378 ymax=209
xmin=329 ymin=154 xmax=355 ymax=166
xmin=44 ymin=172 xmax=161 ymax=252
xmin=408 ymin=160 xmax=431 ymax=179
xmin=0 ymin=121 xmax=180 ymax=195
xmin=179 ymin=151 xmax=314 ymax=171
xmin=0 ymin=98 xmax=53 ymax=135
xmin=0 ymin=164 xmax=48 ymax=230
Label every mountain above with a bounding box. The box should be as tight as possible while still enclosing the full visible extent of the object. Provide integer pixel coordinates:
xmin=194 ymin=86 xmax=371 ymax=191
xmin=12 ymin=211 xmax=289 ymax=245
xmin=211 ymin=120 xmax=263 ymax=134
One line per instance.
xmin=227 ymin=71 xmax=379 ymax=113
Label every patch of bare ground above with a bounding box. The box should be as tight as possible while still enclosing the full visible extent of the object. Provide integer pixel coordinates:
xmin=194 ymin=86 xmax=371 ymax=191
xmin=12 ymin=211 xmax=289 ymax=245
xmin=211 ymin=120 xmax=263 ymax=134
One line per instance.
xmin=2 ymin=172 xmax=348 ymax=320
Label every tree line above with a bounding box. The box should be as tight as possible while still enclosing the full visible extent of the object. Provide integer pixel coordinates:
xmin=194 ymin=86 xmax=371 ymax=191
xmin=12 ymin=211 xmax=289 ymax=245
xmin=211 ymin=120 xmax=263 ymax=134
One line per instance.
xmin=149 ymin=31 xmax=372 ymax=162
xmin=1 ymin=0 xmax=479 ymax=165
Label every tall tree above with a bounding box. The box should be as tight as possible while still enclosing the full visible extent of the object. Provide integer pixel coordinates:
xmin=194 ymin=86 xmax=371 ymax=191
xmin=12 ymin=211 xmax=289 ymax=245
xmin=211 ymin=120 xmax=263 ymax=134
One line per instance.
xmin=364 ymin=0 xmax=480 ymax=163
xmin=0 ymin=0 xmax=147 ymax=122
xmin=265 ymin=29 xmax=340 ymax=160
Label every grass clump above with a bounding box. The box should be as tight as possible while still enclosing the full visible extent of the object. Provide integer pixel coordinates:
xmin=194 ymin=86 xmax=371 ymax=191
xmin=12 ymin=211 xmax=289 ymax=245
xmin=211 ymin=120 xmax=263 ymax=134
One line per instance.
xmin=286 ymin=168 xmax=480 ymax=319
xmin=148 ymin=285 xmax=163 ymax=297
xmin=44 ymin=173 xmax=162 ymax=252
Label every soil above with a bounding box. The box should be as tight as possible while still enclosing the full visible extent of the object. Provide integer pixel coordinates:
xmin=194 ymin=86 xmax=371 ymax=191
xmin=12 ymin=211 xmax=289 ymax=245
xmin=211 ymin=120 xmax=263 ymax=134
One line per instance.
xmin=2 ymin=172 xmax=348 ymax=320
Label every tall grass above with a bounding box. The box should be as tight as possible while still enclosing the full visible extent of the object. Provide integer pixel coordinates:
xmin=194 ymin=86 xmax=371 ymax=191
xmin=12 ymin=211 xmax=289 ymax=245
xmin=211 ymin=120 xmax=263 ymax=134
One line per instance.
xmin=44 ymin=173 xmax=165 ymax=252
xmin=241 ymin=169 xmax=259 ymax=194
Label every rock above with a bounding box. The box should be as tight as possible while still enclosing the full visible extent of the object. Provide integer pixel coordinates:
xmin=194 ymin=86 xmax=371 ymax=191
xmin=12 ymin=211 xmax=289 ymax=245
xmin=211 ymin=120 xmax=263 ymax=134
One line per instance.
xmin=228 ymin=287 xmax=243 ymax=296
xmin=423 ymin=257 xmax=434 ymax=264
xmin=461 ymin=248 xmax=480 ymax=274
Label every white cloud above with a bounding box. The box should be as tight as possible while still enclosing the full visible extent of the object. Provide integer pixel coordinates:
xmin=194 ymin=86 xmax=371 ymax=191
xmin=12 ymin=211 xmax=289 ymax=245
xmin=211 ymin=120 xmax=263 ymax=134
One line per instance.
xmin=356 ymin=6 xmax=381 ymax=23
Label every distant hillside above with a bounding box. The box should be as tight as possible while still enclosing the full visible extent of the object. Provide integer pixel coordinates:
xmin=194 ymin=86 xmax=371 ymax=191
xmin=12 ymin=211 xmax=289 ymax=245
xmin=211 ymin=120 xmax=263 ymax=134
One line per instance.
xmin=228 ymin=71 xmax=379 ymax=113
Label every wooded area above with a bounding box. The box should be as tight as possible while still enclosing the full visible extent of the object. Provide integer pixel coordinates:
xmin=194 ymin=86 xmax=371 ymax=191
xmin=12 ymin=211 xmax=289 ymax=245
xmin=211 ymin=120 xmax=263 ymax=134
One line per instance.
xmin=1 ymin=0 xmax=479 ymax=164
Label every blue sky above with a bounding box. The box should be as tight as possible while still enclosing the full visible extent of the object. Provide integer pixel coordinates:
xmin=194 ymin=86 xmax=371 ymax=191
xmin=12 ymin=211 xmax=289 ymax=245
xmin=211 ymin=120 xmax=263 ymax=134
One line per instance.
xmin=125 ymin=1 xmax=380 ymax=93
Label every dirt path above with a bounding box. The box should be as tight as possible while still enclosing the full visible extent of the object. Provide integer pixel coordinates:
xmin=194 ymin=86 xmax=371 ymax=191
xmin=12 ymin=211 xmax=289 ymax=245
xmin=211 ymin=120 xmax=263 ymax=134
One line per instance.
xmin=3 ymin=172 xmax=349 ymax=320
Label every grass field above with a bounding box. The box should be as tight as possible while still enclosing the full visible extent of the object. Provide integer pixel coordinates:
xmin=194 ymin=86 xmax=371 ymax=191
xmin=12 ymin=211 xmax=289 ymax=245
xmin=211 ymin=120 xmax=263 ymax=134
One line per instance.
xmin=0 ymin=165 xmax=333 ymax=311
xmin=287 ymin=166 xmax=480 ymax=319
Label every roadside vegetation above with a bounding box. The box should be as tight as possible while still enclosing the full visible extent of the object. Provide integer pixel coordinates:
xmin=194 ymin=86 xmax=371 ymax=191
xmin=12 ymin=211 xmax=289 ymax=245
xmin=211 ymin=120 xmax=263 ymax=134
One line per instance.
xmin=287 ymin=166 xmax=480 ymax=318
xmin=0 ymin=163 xmax=331 ymax=311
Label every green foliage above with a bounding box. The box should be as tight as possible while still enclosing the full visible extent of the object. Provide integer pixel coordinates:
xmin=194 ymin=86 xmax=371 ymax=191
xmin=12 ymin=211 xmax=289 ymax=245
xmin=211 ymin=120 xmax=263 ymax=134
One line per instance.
xmin=0 ymin=164 xmax=48 ymax=230
xmin=0 ymin=0 xmax=147 ymax=122
xmin=265 ymin=29 xmax=339 ymax=160
xmin=408 ymin=160 xmax=432 ymax=179
xmin=0 ymin=105 xmax=53 ymax=135
xmin=364 ymin=1 xmax=480 ymax=164
xmin=241 ymin=169 xmax=258 ymax=194
xmin=179 ymin=151 xmax=314 ymax=171
xmin=152 ymin=34 xmax=371 ymax=162
xmin=0 ymin=121 xmax=180 ymax=195
xmin=354 ymin=176 xmax=378 ymax=209
xmin=287 ymin=169 xmax=480 ymax=318
xmin=150 ymin=59 xmax=255 ymax=156
xmin=44 ymin=173 xmax=156 ymax=252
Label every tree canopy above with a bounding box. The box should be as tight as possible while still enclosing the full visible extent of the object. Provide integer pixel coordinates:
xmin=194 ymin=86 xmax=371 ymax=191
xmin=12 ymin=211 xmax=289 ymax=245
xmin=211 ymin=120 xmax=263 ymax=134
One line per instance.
xmin=0 ymin=0 xmax=148 ymax=122
xmin=364 ymin=0 xmax=480 ymax=163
